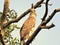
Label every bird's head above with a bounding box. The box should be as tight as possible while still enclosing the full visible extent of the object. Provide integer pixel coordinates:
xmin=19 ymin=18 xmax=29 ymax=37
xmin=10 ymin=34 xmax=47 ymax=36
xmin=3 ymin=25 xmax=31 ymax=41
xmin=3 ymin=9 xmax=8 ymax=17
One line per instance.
xmin=30 ymin=4 xmax=37 ymax=16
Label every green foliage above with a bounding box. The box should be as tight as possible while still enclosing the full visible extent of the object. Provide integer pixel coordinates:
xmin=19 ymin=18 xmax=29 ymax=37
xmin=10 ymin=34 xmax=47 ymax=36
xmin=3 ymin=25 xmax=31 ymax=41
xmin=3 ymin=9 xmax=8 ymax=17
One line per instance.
xmin=9 ymin=38 xmax=20 ymax=45
xmin=0 ymin=9 xmax=21 ymax=45
xmin=7 ymin=9 xmax=17 ymax=19
xmin=0 ymin=12 xmax=2 ymax=24
xmin=5 ymin=37 xmax=20 ymax=45
xmin=0 ymin=42 xmax=2 ymax=45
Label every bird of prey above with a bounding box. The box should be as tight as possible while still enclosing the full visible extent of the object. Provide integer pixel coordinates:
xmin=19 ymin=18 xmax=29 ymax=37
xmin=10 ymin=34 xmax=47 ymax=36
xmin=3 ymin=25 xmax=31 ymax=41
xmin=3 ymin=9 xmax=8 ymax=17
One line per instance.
xmin=20 ymin=4 xmax=37 ymax=43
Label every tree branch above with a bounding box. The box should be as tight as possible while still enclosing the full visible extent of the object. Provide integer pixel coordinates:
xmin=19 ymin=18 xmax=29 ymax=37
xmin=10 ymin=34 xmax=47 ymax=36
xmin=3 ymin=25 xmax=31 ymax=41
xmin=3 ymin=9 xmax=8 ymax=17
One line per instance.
xmin=42 ymin=2 xmax=52 ymax=6
xmin=42 ymin=0 xmax=49 ymax=21
xmin=45 ymin=8 xmax=60 ymax=24
xmin=40 ymin=23 xmax=55 ymax=29
xmin=3 ymin=0 xmax=44 ymax=28
xmin=0 ymin=33 xmax=5 ymax=45
xmin=1 ymin=0 xmax=10 ymax=23
xmin=0 ymin=0 xmax=10 ymax=45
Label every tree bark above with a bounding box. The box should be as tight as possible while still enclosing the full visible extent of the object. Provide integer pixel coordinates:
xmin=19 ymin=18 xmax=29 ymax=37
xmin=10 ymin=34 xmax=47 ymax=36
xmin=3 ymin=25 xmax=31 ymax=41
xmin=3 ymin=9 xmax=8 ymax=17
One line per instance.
xmin=0 ymin=0 xmax=10 ymax=45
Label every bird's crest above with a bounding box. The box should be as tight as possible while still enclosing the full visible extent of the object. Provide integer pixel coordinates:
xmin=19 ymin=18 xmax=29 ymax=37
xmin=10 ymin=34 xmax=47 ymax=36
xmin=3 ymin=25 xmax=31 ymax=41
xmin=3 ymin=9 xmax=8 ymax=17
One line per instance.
xmin=30 ymin=3 xmax=35 ymax=12
xmin=30 ymin=3 xmax=37 ymax=17
xmin=31 ymin=3 xmax=34 ymax=9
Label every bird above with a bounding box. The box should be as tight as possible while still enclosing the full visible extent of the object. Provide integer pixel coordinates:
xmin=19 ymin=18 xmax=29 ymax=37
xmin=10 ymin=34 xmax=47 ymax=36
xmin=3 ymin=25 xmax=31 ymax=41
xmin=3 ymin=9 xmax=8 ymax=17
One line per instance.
xmin=20 ymin=4 xmax=37 ymax=43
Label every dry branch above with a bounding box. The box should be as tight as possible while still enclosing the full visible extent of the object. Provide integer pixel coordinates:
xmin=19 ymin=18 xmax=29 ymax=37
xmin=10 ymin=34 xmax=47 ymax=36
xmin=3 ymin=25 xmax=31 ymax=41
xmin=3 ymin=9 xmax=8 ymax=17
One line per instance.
xmin=40 ymin=23 xmax=55 ymax=29
xmin=42 ymin=0 xmax=49 ymax=21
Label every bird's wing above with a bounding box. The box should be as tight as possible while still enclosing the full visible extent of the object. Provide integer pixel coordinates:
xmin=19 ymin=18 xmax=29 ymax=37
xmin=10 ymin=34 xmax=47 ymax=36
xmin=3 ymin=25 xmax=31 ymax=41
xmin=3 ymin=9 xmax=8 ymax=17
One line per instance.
xmin=20 ymin=17 xmax=36 ymax=39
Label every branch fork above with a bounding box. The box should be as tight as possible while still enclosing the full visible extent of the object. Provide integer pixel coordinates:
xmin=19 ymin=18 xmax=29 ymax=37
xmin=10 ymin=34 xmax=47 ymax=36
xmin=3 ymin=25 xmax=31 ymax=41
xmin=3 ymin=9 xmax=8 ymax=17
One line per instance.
xmin=40 ymin=23 xmax=55 ymax=29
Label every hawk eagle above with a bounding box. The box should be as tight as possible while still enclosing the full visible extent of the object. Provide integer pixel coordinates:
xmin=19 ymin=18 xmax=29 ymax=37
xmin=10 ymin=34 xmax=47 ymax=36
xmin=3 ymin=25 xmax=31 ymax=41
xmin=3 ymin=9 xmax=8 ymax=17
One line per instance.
xmin=20 ymin=4 xmax=37 ymax=43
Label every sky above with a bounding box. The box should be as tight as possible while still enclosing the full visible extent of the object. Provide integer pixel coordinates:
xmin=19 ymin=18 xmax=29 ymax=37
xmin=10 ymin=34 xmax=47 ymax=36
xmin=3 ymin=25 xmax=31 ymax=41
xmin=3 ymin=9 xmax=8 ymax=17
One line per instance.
xmin=0 ymin=0 xmax=60 ymax=45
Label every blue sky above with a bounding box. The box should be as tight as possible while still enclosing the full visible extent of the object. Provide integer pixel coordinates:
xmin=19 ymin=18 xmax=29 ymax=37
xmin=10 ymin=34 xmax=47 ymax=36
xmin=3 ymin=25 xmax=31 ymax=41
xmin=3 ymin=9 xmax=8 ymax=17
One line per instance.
xmin=0 ymin=0 xmax=60 ymax=45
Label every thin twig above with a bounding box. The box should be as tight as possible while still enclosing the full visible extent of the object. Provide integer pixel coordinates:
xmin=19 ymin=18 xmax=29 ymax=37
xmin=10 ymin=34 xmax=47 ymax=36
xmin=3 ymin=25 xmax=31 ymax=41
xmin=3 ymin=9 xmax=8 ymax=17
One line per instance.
xmin=42 ymin=2 xmax=52 ymax=6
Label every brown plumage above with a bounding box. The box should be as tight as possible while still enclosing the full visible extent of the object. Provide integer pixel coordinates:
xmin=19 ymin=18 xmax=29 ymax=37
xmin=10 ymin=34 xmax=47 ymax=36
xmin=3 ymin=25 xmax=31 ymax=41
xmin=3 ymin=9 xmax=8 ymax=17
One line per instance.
xmin=20 ymin=4 xmax=37 ymax=43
